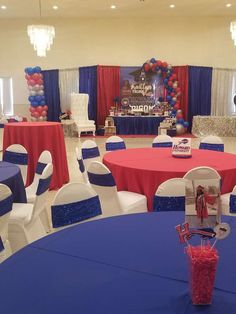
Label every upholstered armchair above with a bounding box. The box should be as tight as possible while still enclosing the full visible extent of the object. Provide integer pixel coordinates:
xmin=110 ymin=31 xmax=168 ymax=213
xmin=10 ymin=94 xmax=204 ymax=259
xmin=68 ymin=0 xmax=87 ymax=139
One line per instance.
xmin=70 ymin=93 xmax=96 ymax=137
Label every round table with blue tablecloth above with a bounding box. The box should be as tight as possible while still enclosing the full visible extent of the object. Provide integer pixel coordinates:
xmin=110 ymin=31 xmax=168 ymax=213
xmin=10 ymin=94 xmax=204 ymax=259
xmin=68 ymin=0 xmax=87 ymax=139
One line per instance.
xmin=0 ymin=161 xmax=26 ymax=202
xmin=0 ymin=212 xmax=235 ymax=313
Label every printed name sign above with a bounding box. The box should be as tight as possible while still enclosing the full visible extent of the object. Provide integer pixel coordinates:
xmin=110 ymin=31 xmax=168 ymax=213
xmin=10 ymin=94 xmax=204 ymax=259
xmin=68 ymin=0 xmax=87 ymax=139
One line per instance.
xmin=172 ymin=138 xmax=192 ymax=158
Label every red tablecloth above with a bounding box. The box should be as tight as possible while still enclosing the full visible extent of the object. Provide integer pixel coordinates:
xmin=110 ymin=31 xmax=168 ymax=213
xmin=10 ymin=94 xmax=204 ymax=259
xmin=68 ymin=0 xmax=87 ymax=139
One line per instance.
xmin=3 ymin=122 xmax=69 ymax=190
xmin=103 ymin=148 xmax=236 ymax=211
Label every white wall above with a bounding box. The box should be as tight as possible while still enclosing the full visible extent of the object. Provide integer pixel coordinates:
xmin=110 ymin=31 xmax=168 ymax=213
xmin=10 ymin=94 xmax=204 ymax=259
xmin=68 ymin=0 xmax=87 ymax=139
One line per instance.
xmin=0 ymin=16 xmax=235 ymax=116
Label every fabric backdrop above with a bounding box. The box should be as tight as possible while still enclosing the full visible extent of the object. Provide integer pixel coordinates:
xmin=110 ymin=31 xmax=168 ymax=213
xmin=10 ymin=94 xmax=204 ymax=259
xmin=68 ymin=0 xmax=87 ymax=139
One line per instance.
xmin=173 ymin=66 xmax=189 ymax=121
xmin=59 ymin=69 xmax=79 ymax=112
xmin=97 ymin=66 xmax=120 ymax=126
xmin=42 ymin=70 xmax=61 ymax=122
xmin=188 ymin=66 xmax=212 ymax=130
xmin=79 ymin=66 xmax=98 ymax=123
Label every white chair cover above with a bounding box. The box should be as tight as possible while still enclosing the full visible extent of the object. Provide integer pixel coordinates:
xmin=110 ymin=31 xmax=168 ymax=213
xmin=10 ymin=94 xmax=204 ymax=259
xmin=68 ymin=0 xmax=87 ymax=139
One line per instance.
xmin=152 ymin=135 xmax=173 ymax=148
xmin=153 ymin=178 xmax=186 ymax=211
xmin=51 ymin=182 xmax=102 ymax=229
xmin=199 ymin=135 xmax=224 ymax=152
xmin=87 ymin=161 xmax=147 ymax=216
xmin=221 ymin=186 xmax=236 ymax=215
xmin=81 ymin=140 xmax=100 ymax=170
xmin=75 ymin=147 xmax=89 ymax=183
xmin=105 ymin=136 xmax=126 ymax=151
xmin=9 ymin=163 xmax=53 ymax=253
xmin=3 ymin=144 xmax=28 ymax=186
xmin=0 ymin=184 xmax=13 ymax=262
xmin=70 ymin=93 xmax=96 ymax=137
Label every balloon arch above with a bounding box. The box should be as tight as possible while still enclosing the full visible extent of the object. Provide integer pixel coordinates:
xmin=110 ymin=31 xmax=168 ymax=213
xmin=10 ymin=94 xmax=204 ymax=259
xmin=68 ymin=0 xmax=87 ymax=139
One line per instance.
xmin=142 ymin=58 xmax=188 ymax=129
xmin=24 ymin=66 xmax=48 ymax=121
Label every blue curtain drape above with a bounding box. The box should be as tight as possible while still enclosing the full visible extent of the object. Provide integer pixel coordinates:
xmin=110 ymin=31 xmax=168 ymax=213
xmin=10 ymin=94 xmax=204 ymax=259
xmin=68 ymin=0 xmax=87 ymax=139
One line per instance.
xmin=188 ymin=66 xmax=212 ymax=130
xmin=42 ymin=69 xmax=61 ymax=122
xmin=79 ymin=66 xmax=97 ymax=124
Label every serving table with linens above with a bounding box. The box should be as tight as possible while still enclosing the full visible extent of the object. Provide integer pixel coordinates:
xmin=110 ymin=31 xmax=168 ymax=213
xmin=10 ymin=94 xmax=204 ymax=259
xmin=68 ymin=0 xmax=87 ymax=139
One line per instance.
xmin=3 ymin=122 xmax=69 ymax=189
xmin=103 ymin=148 xmax=236 ymax=210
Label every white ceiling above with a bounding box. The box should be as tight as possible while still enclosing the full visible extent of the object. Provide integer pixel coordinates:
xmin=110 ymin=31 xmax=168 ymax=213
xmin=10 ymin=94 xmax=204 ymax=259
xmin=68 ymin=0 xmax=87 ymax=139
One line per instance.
xmin=0 ymin=0 xmax=236 ymax=18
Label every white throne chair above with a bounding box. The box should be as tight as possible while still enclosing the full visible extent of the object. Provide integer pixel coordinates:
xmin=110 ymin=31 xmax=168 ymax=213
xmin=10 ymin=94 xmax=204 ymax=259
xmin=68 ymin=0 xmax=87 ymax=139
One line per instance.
xmin=70 ymin=93 xmax=96 ymax=137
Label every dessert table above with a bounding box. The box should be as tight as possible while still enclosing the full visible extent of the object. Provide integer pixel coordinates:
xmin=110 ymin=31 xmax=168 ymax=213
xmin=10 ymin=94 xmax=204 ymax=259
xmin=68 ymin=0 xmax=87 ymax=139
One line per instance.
xmin=103 ymin=148 xmax=236 ymax=210
xmin=0 ymin=161 xmax=26 ymax=202
xmin=3 ymin=122 xmax=69 ymax=189
xmin=0 ymin=212 xmax=235 ymax=314
xmin=112 ymin=116 xmax=165 ymax=135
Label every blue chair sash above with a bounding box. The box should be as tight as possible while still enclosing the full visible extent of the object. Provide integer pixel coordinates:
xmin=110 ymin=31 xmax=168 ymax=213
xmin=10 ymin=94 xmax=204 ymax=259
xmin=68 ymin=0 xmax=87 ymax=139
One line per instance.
xmin=87 ymin=172 xmax=116 ymax=187
xmin=36 ymin=175 xmax=52 ymax=195
xmin=36 ymin=162 xmax=47 ymax=175
xmin=106 ymin=142 xmax=126 ymax=151
xmin=3 ymin=151 xmax=28 ymax=165
xmin=230 ymin=194 xmax=236 ymax=213
xmin=152 ymin=142 xmax=172 ymax=148
xmin=153 ymin=195 xmax=185 ymax=212
xmin=82 ymin=147 xmax=100 ymax=160
xmin=199 ymin=143 xmax=224 ymax=152
xmin=77 ymin=159 xmax=85 ymax=174
xmin=0 ymin=195 xmax=13 ymax=217
xmin=51 ymin=195 xmax=102 ymax=228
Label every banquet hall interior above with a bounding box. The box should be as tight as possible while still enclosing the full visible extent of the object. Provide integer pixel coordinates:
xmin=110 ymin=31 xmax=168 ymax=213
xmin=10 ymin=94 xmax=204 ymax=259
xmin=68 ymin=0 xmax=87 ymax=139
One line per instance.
xmin=1 ymin=0 xmax=236 ymax=313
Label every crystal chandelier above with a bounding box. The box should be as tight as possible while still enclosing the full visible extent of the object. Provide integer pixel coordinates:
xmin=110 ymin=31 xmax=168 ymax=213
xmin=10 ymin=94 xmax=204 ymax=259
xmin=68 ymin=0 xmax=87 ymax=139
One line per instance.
xmin=27 ymin=0 xmax=55 ymax=57
xmin=230 ymin=22 xmax=236 ymax=46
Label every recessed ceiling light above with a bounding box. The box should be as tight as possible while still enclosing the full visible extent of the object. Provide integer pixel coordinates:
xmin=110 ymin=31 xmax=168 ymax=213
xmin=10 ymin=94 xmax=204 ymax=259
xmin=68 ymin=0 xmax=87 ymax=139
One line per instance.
xmin=52 ymin=5 xmax=58 ymax=10
xmin=169 ymin=4 xmax=175 ymax=8
xmin=226 ymin=3 xmax=232 ymax=7
xmin=110 ymin=5 xmax=116 ymax=9
xmin=1 ymin=5 xmax=7 ymax=10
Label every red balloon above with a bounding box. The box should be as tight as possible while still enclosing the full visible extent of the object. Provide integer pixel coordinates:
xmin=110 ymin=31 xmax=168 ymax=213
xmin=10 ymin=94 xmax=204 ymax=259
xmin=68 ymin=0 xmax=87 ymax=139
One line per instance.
xmin=41 ymin=110 xmax=47 ymax=117
xmin=37 ymin=106 xmax=43 ymax=113
xmin=176 ymin=113 xmax=183 ymax=120
xmin=172 ymin=74 xmax=177 ymax=80
xmin=29 ymin=79 xmax=36 ymax=86
xmin=176 ymin=87 xmax=181 ymax=93
xmin=43 ymin=105 xmax=48 ymax=111
xmin=38 ymin=73 xmax=43 ymax=79
xmin=29 ymin=106 xmax=35 ymax=113
xmin=25 ymin=74 xmax=31 ymax=80
xmin=170 ymin=92 xmax=175 ymax=97
xmin=33 ymin=111 xmax=40 ymax=118
xmin=157 ymin=60 xmax=162 ymax=67
xmin=37 ymin=79 xmax=43 ymax=85
xmin=144 ymin=63 xmax=150 ymax=72
xmin=162 ymin=62 xmax=168 ymax=68
xmin=168 ymin=81 xmax=173 ymax=87
xmin=174 ymin=103 xmax=180 ymax=110
xmin=32 ymin=73 xmax=40 ymax=80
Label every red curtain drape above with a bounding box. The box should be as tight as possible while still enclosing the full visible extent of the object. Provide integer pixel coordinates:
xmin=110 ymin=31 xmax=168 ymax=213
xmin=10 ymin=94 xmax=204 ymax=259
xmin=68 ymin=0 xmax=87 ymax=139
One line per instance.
xmin=97 ymin=66 xmax=120 ymax=126
xmin=172 ymin=66 xmax=189 ymax=121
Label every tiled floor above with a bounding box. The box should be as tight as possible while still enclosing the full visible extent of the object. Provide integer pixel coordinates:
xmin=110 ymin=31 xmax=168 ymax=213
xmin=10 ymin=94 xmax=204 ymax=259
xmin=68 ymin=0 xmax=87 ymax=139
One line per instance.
xmin=43 ymin=134 xmax=236 ymax=228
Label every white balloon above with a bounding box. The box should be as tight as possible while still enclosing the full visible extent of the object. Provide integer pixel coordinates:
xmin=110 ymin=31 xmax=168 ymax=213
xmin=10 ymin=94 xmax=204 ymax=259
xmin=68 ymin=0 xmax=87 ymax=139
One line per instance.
xmin=31 ymin=117 xmax=36 ymax=122
xmin=28 ymin=85 xmax=33 ymax=91
xmin=40 ymin=85 xmax=44 ymax=90
xmin=38 ymin=90 xmax=44 ymax=95
xmin=167 ymin=64 xmax=172 ymax=70
xmin=43 ymin=116 xmax=47 ymax=121
xmin=30 ymin=90 xmax=36 ymax=96
xmin=38 ymin=116 xmax=44 ymax=121
xmin=176 ymin=124 xmax=184 ymax=135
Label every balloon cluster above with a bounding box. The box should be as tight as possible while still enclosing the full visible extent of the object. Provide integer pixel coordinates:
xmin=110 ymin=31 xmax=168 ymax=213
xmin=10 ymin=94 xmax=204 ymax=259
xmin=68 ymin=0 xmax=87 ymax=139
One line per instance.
xmin=142 ymin=58 xmax=189 ymax=132
xmin=24 ymin=66 xmax=48 ymax=121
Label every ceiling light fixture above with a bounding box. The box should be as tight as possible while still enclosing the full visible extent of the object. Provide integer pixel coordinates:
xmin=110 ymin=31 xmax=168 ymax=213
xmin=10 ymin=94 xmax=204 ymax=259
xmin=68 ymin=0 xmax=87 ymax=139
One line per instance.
xmin=52 ymin=5 xmax=58 ymax=10
xmin=230 ymin=22 xmax=236 ymax=45
xmin=111 ymin=5 xmax=116 ymax=9
xmin=169 ymin=4 xmax=175 ymax=8
xmin=27 ymin=0 xmax=55 ymax=57
xmin=226 ymin=3 xmax=232 ymax=7
xmin=1 ymin=5 xmax=7 ymax=10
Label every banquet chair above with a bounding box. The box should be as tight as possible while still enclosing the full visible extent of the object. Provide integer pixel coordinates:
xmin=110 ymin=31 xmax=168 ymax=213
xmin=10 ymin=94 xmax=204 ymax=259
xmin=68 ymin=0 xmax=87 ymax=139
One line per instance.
xmin=70 ymin=93 xmax=96 ymax=137
xmin=153 ymin=178 xmax=186 ymax=211
xmin=0 ymin=184 xmax=13 ymax=262
xmin=75 ymin=147 xmax=89 ymax=184
xmin=3 ymin=144 xmax=28 ymax=186
xmin=152 ymin=135 xmax=173 ymax=148
xmin=183 ymin=166 xmax=221 ymax=227
xmin=81 ymin=140 xmax=100 ymax=170
xmin=26 ymin=150 xmax=52 ymax=232
xmin=51 ymin=182 xmax=102 ymax=230
xmin=8 ymin=163 xmax=53 ymax=253
xmin=105 ymin=136 xmax=126 ymax=151
xmin=87 ymin=161 xmax=147 ymax=216
xmin=221 ymin=185 xmax=236 ymax=215
xmin=199 ymin=135 xmax=224 ymax=152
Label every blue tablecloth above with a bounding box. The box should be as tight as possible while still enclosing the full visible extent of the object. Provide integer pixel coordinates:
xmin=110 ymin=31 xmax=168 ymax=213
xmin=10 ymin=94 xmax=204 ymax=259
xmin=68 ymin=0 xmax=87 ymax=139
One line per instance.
xmin=0 ymin=212 xmax=235 ymax=313
xmin=112 ymin=116 xmax=165 ymax=135
xmin=0 ymin=161 xmax=26 ymax=202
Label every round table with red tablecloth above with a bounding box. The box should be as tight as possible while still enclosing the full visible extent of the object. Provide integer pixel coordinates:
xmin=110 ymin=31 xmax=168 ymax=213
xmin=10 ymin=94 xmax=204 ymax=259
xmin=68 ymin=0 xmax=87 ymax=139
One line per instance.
xmin=3 ymin=122 xmax=69 ymax=190
xmin=103 ymin=148 xmax=236 ymax=211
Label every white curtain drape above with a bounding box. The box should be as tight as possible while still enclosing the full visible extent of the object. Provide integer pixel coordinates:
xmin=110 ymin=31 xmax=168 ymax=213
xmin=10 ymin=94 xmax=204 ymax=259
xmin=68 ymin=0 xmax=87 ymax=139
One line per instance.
xmin=211 ymin=68 xmax=235 ymax=116
xmin=59 ymin=69 xmax=79 ymax=112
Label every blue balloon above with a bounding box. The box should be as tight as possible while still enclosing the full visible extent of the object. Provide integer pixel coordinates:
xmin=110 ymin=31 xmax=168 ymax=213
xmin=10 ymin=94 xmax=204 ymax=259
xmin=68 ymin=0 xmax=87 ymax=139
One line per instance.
xmin=177 ymin=119 xmax=184 ymax=125
xmin=166 ymin=95 xmax=171 ymax=101
xmin=28 ymin=96 xmax=35 ymax=102
xmin=150 ymin=58 xmax=156 ymax=63
xmin=34 ymin=66 xmax=41 ymax=73
xmin=158 ymin=97 xmax=164 ymax=102
xmin=183 ymin=121 xmax=189 ymax=128
xmin=41 ymin=95 xmax=45 ymax=101
xmin=35 ymin=95 xmax=42 ymax=102
xmin=163 ymin=78 xmax=168 ymax=84
xmin=31 ymin=101 xmax=38 ymax=107
xmin=171 ymin=100 xmax=176 ymax=106
xmin=26 ymin=67 xmax=34 ymax=75
xmin=40 ymin=100 xmax=46 ymax=106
